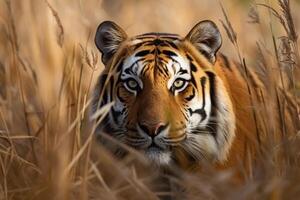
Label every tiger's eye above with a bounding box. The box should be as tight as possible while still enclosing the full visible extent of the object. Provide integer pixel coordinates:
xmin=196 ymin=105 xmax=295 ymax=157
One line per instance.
xmin=124 ymin=79 xmax=139 ymax=92
xmin=127 ymin=79 xmax=137 ymax=88
xmin=174 ymin=79 xmax=185 ymax=88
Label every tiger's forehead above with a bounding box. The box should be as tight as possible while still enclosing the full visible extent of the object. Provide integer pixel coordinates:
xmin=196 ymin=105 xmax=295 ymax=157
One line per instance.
xmin=132 ymin=32 xmax=181 ymax=40
xmin=128 ymin=33 xmax=182 ymax=49
xmin=118 ymin=33 xmax=192 ymax=83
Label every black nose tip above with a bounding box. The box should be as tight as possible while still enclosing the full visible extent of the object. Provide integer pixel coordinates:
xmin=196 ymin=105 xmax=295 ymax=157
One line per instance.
xmin=138 ymin=122 xmax=168 ymax=137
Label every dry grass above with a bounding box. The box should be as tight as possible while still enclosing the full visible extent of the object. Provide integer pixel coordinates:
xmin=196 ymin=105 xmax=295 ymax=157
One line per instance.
xmin=0 ymin=0 xmax=300 ymax=199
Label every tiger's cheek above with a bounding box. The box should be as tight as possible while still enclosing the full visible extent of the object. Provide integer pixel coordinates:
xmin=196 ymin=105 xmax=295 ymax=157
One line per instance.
xmin=174 ymin=85 xmax=195 ymax=124
xmin=185 ymin=77 xmax=212 ymax=128
xmin=179 ymin=85 xmax=196 ymax=103
xmin=116 ymin=85 xmax=135 ymax=105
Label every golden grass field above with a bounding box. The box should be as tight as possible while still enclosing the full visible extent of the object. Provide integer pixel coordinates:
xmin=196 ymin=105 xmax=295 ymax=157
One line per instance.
xmin=0 ymin=0 xmax=300 ymax=199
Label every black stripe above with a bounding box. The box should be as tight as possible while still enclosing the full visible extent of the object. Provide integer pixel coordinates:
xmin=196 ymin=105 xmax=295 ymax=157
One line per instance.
xmin=109 ymin=76 xmax=114 ymax=101
xmin=186 ymin=54 xmax=193 ymax=62
xmin=123 ymin=58 xmax=145 ymax=75
xmin=111 ymin=107 xmax=121 ymax=124
xmin=160 ymin=35 xmax=180 ymax=39
xmin=206 ymin=72 xmax=216 ymax=108
xmin=156 ymin=65 xmax=168 ymax=77
xmin=178 ymin=68 xmax=188 ymax=75
xmin=190 ymin=75 xmax=197 ymax=87
xmin=181 ymin=109 xmax=189 ymax=121
xmin=124 ymin=67 xmax=134 ymax=75
xmin=116 ymin=60 xmax=124 ymax=72
xmin=136 ymin=32 xmax=180 ymax=37
xmin=102 ymin=89 xmax=108 ymax=105
xmin=99 ymin=74 xmax=108 ymax=87
xmin=142 ymin=65 xmax=150 ymax=76
xmin=134 ymin=36 xmax=156 ymax=39
xmin=185 ymin=88 xmax=195 ymax=101
xmin=135 ymin=50 xmax=151 ymax=57
xmin=186 ymin=77 xmax=208 ymax=122
xmin=98 ymin=74 xmax=108 ymax=105
xmin=190 ymin=62 xmax=197 ymax=72
xmin=162 ymin=50 xmax=177 ymax=57
xmin=219 ymin=54 xmax=232 ymax=71
xmin=200 ymin=77 xmax=206 ymax=110
xmin=158 ymin=60 xmax=169 ymax=77
xmin=186 ymin=54 xmax=198 ymax=72
xmin=165 ymin=41 xmax=179 ymax=50
xmin=206 ymin=71 xmax=217 ymax=137
xmin=153 ymin=39 xmax=163 ymax=46
xmin=132 ymin=42 xmax=144 ymax=50
xmin=188 ymin=108 xmax=207 ymax=121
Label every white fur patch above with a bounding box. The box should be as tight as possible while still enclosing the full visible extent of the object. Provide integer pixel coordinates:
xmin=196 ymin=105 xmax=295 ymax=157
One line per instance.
xmin=213 ymin=77 xmax=236 ymax=161
xmin=145 ymin=149 xmax=171 ymax=165
xmin=185 ymin=75 xmax=235 ymax=163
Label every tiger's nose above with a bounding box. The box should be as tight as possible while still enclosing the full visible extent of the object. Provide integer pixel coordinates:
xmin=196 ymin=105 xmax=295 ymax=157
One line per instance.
xmin=137 ymin=122 xmax=168 ymax=137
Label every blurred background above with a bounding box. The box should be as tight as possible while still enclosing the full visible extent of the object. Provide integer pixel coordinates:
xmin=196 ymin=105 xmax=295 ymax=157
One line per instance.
xmin=0 ymin=0 xmax=300 ymax=199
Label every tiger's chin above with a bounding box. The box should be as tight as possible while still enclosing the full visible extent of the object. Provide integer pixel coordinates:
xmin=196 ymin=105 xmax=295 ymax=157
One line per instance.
xmin=144 ymin=147 xmax=172 ymax=165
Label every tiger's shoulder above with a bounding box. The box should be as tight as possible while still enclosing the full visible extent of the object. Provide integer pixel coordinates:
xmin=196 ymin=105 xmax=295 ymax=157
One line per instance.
xmin=212 ymin=52 xmax=299 ymax=170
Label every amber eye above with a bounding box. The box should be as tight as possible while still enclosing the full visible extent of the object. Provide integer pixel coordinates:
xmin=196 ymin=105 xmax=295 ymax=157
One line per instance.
xmin=171 ymin=78 xmax=188 ymax=94
xmin=174 ymin=79 xmax=185 ymax=88
xmin=124 ymin=78 xmax=140 ymax=92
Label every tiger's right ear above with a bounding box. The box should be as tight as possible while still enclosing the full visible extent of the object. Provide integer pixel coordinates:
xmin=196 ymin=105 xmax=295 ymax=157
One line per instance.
xmin=95 ymin=21 xmax=127 ymax=65
xmin=185 ymin=20 xmax=222 ymax=63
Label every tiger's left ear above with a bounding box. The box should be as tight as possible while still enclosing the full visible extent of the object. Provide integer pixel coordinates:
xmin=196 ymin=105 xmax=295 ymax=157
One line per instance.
xmin=95 ymin=21 xmax=127 ymax=65
xmin=185 ymin=20 xmax=222 ymax=63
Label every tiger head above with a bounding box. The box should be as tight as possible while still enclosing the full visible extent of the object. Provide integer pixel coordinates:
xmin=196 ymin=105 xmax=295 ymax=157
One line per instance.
xmin=92 ymin=20 xmax=235 ymax=166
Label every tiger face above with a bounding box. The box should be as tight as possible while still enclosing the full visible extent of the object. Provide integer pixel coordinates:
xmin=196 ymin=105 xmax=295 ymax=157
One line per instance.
xmin=92 ymin=21 xmax=236 ymax=166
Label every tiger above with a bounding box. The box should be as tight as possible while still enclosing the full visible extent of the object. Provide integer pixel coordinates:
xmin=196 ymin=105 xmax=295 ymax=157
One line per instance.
xmin=91 ymin=20 xmax=293 ymax=171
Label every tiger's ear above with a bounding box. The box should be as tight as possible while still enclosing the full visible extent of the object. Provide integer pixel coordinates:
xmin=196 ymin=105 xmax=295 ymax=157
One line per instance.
xmin=185 ymin=20 xmax=222 ymax=63
xmin=95 ymin=21 xmax=127 ymax=65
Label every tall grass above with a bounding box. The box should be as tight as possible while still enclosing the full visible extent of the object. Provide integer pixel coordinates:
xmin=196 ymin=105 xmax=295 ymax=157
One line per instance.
xmin=0 ymin=0 xmax=299 ymax=199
